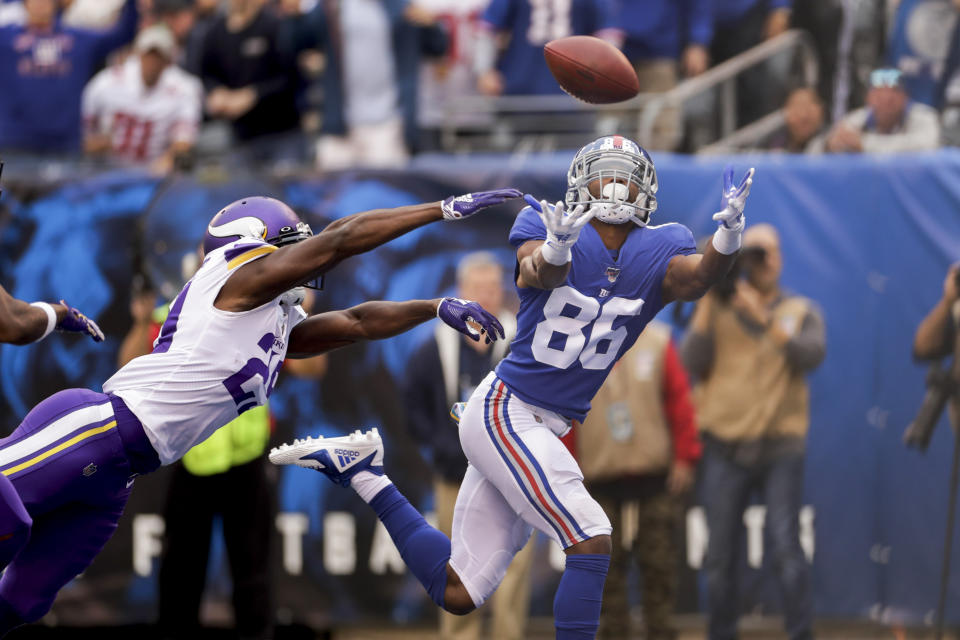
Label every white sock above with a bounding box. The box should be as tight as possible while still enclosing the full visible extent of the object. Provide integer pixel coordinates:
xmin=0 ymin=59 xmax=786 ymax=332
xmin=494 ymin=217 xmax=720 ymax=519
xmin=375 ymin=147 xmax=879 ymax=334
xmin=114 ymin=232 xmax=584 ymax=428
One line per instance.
xmin=351 ymin=471 xmax=393 ymax=503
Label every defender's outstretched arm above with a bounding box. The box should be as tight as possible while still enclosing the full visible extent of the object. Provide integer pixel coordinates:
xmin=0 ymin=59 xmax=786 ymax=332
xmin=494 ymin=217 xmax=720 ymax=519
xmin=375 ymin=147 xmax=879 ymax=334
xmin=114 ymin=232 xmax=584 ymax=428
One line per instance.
xmin=0 ymin=286 xmax=104 ymax=345
xmin=286 ymin=297 xmax=504 ymax=357
xmin=219 ymin=190 xmax=521 ymax=311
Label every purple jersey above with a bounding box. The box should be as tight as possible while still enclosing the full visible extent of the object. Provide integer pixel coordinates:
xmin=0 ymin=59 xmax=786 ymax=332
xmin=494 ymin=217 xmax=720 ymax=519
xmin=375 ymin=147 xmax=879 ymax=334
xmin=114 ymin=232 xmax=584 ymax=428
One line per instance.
xmin=482 ymin=0 xmax=617 ymax=95
xmin=495 ymin=206 xmax=695 ymax=421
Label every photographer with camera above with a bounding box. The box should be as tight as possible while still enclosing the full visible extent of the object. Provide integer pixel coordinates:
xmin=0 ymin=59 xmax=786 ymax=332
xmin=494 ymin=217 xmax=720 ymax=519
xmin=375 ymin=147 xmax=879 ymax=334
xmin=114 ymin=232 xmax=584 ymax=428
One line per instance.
xmin=681 ymin=223 xmax=826 ymax=640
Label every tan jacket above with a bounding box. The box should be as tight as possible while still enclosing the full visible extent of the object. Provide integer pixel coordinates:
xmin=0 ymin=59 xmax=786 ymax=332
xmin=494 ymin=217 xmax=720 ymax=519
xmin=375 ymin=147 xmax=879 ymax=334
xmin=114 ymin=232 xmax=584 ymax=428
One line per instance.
xmin=692 ymin=295 xmax=818 ymax=442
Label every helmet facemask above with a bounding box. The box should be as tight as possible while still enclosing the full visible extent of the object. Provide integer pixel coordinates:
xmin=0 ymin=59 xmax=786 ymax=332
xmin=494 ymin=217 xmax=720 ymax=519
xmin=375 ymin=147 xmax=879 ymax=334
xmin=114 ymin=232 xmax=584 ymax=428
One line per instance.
xmin=267 ymin=221 xmax=324 ymax=292
xmin=565 ymin=144 xmax=658 ymax=226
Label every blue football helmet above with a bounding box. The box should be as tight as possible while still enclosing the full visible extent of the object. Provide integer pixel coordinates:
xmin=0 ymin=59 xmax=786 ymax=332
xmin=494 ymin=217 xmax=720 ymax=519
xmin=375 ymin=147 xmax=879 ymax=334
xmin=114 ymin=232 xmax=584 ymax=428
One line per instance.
xmin=565 ymin=135 xmax=658 ymax=226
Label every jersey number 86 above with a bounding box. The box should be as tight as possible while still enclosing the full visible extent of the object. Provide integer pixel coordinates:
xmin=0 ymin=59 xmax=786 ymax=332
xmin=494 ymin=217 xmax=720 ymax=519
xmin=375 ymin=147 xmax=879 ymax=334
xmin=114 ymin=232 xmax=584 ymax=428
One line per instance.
xmin=532 ymin=286 xmax=645 ymax=370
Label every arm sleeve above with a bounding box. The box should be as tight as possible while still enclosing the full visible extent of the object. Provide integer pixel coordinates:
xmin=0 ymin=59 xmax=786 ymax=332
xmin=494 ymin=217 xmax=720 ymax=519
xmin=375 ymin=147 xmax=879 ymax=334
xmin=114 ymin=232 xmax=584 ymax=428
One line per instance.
xmin=783 ymin=305 xmax=826 ymax=373
xmin=508 ymin=207 xmax=548 ymax=247
xmin=680 ymin=329 xmax=715 ymax=381
xmin=685 ymin=0 xmax=714 ymax=46
xmin=662 ymin=339 xmax=702 ymax=464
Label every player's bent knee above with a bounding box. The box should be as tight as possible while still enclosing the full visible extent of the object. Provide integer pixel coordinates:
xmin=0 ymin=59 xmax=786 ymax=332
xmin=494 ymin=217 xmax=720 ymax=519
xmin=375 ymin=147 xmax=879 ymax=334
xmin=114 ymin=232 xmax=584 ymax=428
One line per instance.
xmin=565 ymin=534 xmax=612 ymax=556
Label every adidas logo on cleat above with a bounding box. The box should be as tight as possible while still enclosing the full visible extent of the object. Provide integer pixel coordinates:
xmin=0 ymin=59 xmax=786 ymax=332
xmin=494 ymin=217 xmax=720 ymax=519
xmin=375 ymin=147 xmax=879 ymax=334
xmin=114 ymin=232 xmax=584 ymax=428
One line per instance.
xmin=335 ymin=449 xmax=361 ymax=466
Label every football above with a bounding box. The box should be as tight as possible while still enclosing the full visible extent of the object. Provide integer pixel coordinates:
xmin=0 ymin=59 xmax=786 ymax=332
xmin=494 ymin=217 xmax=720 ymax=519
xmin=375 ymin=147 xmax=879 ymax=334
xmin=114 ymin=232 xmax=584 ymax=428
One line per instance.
xmin=543 ymin=36 xmax=640 ymax=104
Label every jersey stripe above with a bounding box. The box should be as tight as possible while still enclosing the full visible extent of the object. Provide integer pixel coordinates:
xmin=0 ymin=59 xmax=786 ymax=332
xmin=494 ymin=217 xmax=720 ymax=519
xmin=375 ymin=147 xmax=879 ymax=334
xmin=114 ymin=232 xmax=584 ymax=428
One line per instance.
xmin=227 ymin=245 xmax=276 ymax=270
xmin=2 ymin=422 xmax=117 ymax=477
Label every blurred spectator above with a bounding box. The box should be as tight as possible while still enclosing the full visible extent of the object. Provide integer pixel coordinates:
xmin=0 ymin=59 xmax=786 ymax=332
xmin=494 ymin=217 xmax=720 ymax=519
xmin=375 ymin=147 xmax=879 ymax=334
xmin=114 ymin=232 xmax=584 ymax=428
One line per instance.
xmin=887 ymin=0 xmax=960 ymax=108
xmin=415 ymin=0 xmax=489 ymax=149
xmin=199 ymin=0 xmax=300 ymax=153
xmin=576 ymin=320 xmax=701 ymax=640
xmin=152 ymin=0 xmax=198 ymax=62
xmin=475 ymin=0 xmax=618 ymax=97
xmin=613 ymin=0 xmax=712 ymax=150
xmin=403 ymin=252 xmax=533 ymax=640
xmin=82 ymin=25 xmax=202 ymax=172
xmin=825 ymin=67 xmax=940 ymax=153
xmin=682 ymin=224 xmax=825 ymax=640
xmin=0 ymin=0 xmax=138 ymax=154
xmin=762 ymin=86 xmax=826 ymax=153
xmin=297 ymin=1 xmax=448 ymax=170
xmin=790 ymin=1 xmax=842 ymax=113
xmin=711 ymin=0 xmax=792 ymax=127
xmin=182 ymin=0 xmax=219 ymax=76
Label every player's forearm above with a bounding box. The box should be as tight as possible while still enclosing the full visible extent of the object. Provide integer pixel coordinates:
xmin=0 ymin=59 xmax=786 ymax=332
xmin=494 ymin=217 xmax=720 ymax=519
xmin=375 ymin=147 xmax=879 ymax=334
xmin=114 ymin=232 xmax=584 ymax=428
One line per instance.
xmin=686 ymin=242 xmax=738 ymax=299
xmin=349 ymin=299 xmax=441 ymax=341
xmin=0 ymin=294 xmax=65 ymax=345
xmin=520 ymin=248 xmax=571 ymax=290
xmin=915 ymin=297 xmax=955 ymax=360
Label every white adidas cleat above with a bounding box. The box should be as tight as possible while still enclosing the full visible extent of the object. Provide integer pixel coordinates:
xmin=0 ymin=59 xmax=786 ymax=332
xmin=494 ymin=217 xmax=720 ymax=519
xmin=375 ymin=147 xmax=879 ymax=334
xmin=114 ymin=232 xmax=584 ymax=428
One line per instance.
xmin=269 ymin=428 xmax=384 ymax=487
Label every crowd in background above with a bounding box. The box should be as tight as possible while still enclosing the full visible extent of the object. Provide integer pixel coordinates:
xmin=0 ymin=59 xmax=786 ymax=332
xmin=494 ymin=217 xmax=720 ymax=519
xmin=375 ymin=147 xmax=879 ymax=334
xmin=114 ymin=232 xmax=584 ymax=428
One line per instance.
xmin=0 ymin=0 xmax=957 ymax=174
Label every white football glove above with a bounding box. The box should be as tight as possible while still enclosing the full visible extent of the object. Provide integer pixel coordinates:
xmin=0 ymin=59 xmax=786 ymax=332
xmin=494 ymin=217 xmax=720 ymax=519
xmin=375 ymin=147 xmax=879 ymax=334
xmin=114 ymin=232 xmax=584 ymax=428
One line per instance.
xmin=527 ymin=196 xmax=595 ymax=266
xmin=712 ymin=167 xmax=755 ymax=254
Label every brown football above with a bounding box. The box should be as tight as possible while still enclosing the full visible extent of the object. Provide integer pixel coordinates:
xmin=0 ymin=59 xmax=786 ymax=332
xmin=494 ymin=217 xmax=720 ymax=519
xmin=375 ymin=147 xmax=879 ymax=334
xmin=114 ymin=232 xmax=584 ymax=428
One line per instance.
xmin=543 ymin=36 xmax=640 ymax=104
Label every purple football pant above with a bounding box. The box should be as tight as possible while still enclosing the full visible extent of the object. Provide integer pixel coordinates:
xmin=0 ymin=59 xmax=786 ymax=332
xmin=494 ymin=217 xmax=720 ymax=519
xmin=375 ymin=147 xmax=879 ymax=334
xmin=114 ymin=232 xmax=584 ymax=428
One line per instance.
xmin=0 ymin=388 xmax=159 ymax=631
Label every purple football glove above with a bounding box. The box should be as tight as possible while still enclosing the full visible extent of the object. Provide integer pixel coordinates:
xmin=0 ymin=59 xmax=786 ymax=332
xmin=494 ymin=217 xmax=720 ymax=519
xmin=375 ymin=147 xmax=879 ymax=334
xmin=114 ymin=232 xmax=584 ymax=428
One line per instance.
xmin=441 ymin=188 xmax=522 ymax=220
xmin=437 ymin=297 xmax=505 ymax=344
xmin=57 ymin=299 xmax=105 ymax=342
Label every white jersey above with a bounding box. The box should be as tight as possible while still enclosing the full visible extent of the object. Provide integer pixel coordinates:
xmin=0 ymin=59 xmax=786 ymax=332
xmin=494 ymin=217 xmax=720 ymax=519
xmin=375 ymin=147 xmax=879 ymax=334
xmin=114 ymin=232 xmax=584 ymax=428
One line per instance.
xmin=82 ymin=56 xmax=202 ymax=164
xmin=103 ymin=239 xmax=307 ymax=465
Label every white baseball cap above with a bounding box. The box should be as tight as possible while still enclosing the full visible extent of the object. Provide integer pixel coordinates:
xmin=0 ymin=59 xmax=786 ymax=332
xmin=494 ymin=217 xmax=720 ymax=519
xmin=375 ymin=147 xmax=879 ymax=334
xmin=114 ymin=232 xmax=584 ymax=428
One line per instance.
xmin=134 ymin=25 xmax=176 ymax=58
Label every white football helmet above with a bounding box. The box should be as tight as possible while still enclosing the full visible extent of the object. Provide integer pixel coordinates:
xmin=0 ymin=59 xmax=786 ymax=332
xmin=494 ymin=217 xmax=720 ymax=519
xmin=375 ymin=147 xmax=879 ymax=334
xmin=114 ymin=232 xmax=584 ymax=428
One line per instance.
xmin=565 ymin=135 xmax=658 ymax=226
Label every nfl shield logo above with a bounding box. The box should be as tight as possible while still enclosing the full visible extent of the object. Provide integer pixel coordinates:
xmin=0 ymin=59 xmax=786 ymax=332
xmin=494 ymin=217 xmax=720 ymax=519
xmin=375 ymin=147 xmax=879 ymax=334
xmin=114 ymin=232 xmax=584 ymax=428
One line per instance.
xmin=605 ymin=266 xmax=621 ymax=283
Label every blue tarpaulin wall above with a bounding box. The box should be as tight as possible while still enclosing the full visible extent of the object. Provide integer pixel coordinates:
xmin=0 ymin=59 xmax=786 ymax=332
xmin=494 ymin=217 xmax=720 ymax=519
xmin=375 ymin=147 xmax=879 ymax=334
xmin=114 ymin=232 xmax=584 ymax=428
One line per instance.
xmin=0 ymin=150 xmax=959 ymax=624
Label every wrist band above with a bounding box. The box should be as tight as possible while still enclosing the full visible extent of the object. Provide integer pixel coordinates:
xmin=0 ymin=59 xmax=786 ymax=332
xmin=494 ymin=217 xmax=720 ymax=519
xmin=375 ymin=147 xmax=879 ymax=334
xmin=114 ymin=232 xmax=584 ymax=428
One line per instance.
xmin=712 ymin=225 xmax=742 ymax=255
xmin=540 ymin=242 xmax=571 ymax=266
xmin=29 ymin=302 xmax=57 ymax=342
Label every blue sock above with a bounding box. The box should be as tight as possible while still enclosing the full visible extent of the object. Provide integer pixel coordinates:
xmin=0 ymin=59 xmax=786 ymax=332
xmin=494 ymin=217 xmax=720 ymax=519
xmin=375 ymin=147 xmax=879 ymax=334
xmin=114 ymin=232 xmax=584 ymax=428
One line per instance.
xmin=0 ymin=475 xmax=29 ymax=571
xmin=369 ymin=485 xmax=451 ymax=609
xmin=554 ymin=554 xmax=610 ymax=639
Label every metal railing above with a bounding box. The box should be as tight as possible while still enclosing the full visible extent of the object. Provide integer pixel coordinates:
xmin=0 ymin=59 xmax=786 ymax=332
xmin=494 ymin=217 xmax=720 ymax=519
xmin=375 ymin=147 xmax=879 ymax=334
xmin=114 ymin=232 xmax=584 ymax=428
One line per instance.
xmin=437 ymin=29 xmax=819 ymax=154
xmin=639 ymin=29 xmax=819 ymax=152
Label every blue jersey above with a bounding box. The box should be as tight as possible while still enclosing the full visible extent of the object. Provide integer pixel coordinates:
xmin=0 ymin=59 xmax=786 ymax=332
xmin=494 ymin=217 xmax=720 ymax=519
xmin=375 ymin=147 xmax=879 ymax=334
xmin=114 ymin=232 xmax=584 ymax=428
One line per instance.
xmin=483 ymin=0 xmax=617 ymax=96
xmin=495 ymin=207 xmax=696 ymax=422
